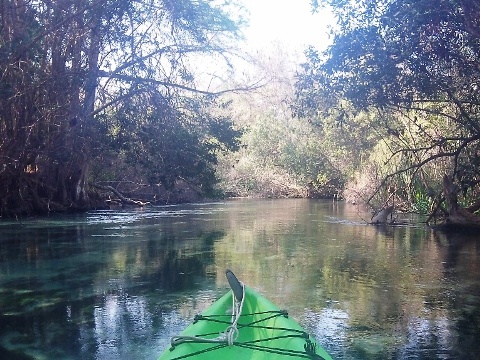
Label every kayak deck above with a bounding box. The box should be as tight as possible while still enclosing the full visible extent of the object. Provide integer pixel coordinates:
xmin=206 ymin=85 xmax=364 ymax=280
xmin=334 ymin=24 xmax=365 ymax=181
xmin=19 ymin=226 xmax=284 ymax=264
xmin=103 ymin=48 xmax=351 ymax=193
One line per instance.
xmin=158 ymin=274 xmax=333 ymax=360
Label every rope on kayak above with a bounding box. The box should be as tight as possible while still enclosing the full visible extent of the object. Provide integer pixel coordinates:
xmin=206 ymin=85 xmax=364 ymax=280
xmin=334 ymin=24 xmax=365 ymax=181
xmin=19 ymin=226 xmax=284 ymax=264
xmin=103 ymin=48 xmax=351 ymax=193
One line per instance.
xmin=193 ymin=309 xmax=289 ymax=326
xmin=166 ymin=342 xmax=226 ymax=359
xmin=168 ymin=335 xmax=326 ymax=360
xmin=225 ymin=277 xmax=245 ymax=346
xmin=169 ymin=280 xmax=245 ymax=351
xmin=168 ymin=308 xmax=328 ymax=360
xmin=192 ymin=309 xmax=305 ymax=338
xmin=235 ymin=336 xmax=325 ymax=359
xmin=167 ymin=278 xmax=327 ymax=360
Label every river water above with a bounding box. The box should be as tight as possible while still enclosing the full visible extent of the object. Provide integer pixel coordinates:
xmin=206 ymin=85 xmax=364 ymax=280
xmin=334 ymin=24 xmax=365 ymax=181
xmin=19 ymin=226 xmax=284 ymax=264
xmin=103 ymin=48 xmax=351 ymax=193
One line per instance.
xmin=0 ymin=199 xmax=479 ymax=359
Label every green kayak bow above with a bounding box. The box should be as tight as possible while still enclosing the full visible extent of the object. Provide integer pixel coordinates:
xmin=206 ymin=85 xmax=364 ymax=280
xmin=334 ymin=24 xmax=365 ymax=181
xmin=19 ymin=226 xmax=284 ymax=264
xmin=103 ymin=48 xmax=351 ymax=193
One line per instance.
xmin=157 ymin=270 xmax=333 ymax=360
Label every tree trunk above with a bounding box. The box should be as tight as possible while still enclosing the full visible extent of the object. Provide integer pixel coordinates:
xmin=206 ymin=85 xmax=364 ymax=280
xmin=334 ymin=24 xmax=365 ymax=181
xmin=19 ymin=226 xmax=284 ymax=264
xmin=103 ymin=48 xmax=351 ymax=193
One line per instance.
xmin=73 ymin=162 xmax=90 ymax=205
xmin=442 ymin=175 xmax=480 ymax=226
xmin=371 ymin=205 xmax=394 ymax=224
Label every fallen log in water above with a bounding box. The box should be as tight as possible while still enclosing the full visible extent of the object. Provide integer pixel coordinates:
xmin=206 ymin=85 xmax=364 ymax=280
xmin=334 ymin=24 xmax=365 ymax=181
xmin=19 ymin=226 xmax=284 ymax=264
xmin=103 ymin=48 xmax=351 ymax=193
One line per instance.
xmin=90 ymin=183 xmax=149 ymax=207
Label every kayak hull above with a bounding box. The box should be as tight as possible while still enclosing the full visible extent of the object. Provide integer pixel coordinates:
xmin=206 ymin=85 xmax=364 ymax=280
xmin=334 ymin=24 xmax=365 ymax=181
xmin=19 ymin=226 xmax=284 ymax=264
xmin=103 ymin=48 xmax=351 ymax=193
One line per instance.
xmin=157 ymin=286 xmax=333 ymax=360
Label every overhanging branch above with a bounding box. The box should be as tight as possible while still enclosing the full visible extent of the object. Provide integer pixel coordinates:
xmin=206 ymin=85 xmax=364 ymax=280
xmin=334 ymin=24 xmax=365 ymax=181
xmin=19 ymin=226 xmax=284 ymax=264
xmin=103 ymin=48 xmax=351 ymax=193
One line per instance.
xmin=366 ymin=134 xmax=480 ymax=205
xmin=97 ymin=70 xmax=265 ymax=96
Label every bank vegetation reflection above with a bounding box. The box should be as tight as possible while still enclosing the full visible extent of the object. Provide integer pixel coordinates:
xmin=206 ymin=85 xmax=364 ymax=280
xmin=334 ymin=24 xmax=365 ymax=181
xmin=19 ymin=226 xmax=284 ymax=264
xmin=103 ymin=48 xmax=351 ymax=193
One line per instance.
xmin=1 ymin=200 xmax=479 ymax=359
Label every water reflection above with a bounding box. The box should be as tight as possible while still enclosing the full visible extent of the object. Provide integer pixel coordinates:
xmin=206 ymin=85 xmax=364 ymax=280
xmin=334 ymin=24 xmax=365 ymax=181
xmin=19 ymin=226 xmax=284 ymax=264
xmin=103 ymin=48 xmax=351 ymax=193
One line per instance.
xmin=0 ymin=204 xmax=226 ymax=359
xmin=0 ymin=200 xmax=480 ymax=359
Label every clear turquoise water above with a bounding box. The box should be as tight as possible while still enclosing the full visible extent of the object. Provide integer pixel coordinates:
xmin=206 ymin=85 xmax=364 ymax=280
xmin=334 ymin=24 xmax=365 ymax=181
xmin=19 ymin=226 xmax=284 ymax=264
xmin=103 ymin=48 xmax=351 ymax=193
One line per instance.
xmin=0 ymin=199 xmax=479 ymax=359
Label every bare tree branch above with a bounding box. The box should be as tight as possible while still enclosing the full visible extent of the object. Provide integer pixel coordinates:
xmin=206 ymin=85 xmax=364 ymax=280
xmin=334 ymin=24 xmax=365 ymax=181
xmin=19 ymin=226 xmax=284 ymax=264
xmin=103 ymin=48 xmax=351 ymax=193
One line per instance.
xmin=97 ymin=70 xmax=265 ymax=96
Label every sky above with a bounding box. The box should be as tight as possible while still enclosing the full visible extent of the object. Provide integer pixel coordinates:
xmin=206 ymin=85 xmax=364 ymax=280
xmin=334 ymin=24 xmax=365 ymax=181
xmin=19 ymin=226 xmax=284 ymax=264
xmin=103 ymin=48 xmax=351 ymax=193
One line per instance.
xmin=194 ymin=1 xmax=337 ymax=91
xmin=239 ymin=0 xmax=336 ymax=53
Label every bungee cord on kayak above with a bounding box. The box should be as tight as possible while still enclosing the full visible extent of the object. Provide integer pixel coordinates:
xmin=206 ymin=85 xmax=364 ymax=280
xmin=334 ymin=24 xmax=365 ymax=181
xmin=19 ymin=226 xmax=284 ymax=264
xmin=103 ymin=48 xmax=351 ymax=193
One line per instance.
xmin=170 ymin=275 xmax=245 ymax=348
xmin=168 ymin=305 xmax=327 ymax=359
xmin=159 ymin=270 xmax=333 ymax=360
xmin=226 ymin=275 xmax=245 ymax=345
xmin=168 ymin=308 xmax=326 ymax=359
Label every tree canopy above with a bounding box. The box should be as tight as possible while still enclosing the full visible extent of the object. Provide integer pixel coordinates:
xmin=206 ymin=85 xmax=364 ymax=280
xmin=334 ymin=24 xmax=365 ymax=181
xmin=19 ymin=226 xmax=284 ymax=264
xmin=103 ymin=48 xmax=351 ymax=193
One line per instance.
xmin=0 ymin=0 xmax=246 ymax=216
xmin=295 ymin=0 xmax=480 ymax=216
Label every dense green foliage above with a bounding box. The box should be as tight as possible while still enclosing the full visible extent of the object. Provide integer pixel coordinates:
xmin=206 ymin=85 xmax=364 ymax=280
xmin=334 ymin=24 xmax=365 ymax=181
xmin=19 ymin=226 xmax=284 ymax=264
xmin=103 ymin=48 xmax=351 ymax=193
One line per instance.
xmin=0 ymin=0 xmax=244 ymax=216
xmin=217 ymin=47 xmax=378 ymax=200
xmin=95 ymin=94 xmax=241 ymax=195
xmin=295 ymin=0 xmax=480 ymax=210
xmin=219 ymin=113 xmax=339 ymax=198
xmin=216 ymin=49 xmax=352 ymax=198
